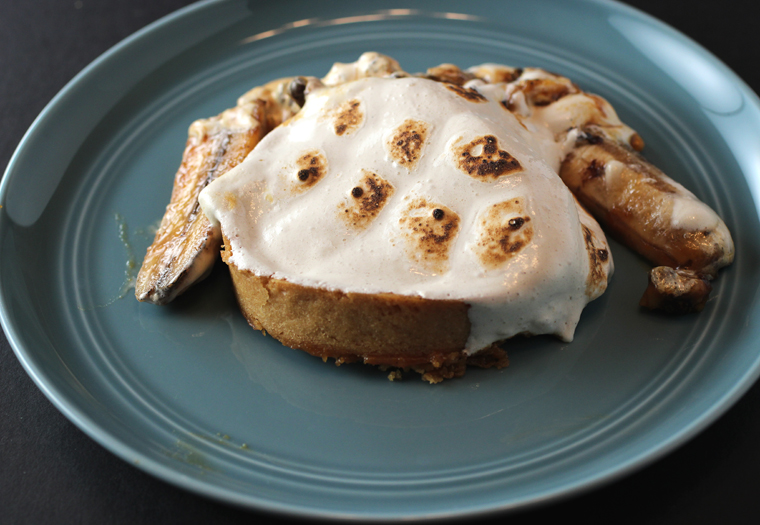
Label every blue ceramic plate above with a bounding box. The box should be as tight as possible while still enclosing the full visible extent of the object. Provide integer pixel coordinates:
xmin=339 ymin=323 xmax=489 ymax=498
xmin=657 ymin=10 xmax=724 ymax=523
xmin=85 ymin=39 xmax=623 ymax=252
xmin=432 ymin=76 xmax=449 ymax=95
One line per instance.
xmin=2 ymin=0 xmax=760 ymax=519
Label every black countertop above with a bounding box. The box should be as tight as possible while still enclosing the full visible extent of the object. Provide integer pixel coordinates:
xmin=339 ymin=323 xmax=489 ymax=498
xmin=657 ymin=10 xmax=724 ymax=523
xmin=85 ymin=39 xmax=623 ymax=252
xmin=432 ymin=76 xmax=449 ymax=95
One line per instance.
xmin=2 ymin=1 xmax=758 ymax=523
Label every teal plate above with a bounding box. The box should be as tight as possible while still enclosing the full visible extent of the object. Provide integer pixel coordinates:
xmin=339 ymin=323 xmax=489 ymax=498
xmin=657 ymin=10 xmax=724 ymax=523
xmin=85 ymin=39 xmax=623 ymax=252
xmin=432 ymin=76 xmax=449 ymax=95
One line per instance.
xmin=2 ymin=0 xmax=760 ymax=519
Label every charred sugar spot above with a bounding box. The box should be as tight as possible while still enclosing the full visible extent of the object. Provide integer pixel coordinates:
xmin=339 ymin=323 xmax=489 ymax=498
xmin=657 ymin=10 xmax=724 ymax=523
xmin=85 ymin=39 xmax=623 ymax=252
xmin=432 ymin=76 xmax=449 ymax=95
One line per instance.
xmin=473 ymin=199 xmax=533 ymax=269
xmin=588 ymin=94 xmax=609 ymax=116
xmin=292 ymin=150 xmax=326 ymax=192
xmin=576 ymin=129 xmax=603 ymax=146
xmin=386 ymin=119 xmax=428 ymax=168
xmin=519 ymin=78 xmax=575 ymax=106
xmin=359 ymin=177 xmax=391 ymax=213
xmin=338 ymin=171 xmax=394 ymax=229
xmin=288 ymin=77 xmax=307 ymax=107
xmin=583 ymin=225 xmax=593 ymax=244
xmin=583 ymin=159 xmax=605 ymax=182
xmin=585 ymin=132 xmax=603 ymax=145
xmin=425 ymin=64 xmax=475 ymax=86
xmin=444 ymin=83 xmax=487 ymax=102
xmin=398 ymin=198 xmax=460 ymax=273
xmin=583 ymin=225 xmax=607 ymax=293
xmin=500 ymin=97 xmax=517 ymax=112
xmin=468 ymin=65 xmax=522 ymax=83
xmin=333 ymin=99 xmax=363 ymax=136
xmin=453 ymin=135 xmax=522 ymax=181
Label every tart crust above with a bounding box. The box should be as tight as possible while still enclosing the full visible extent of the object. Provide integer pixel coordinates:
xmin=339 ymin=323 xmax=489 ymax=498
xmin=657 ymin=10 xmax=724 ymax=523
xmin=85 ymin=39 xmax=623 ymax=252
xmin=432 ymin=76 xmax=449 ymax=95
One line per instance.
xmin=222 ymin=237 xmax=508 ymax=382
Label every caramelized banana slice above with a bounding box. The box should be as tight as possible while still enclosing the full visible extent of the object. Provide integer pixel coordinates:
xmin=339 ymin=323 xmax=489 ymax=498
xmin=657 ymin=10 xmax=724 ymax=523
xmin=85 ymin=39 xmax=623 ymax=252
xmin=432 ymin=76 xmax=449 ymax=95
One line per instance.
xmin=484 ymin=65 xmax=733 ymax=312
xmin=559 ymin=130 xmax=734 ymax=310
xmin=560 ymin=131 xmax=734 ymax=275
xmin=135 ymin=78 xmax=297 ymax=304
xmin=467 ymin=63 xmax=523 ymax=84
xmin=137 ymin=52 xmax=405 ymax=305
xmin=640 ymin=267 xmax=712 ymax=313
xmin=423 ymin=63 xmax=476 ymax=85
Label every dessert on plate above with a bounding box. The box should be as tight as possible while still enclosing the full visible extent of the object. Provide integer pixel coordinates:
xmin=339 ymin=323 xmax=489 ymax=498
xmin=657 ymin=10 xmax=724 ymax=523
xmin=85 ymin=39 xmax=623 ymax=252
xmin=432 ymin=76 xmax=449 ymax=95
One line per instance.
xmin=136 ymin=53 xmax=734 ymax=382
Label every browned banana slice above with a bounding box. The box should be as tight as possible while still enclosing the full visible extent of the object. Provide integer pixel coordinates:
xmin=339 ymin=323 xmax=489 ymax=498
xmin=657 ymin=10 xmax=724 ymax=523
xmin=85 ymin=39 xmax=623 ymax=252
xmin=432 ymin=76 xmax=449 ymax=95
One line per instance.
xmin=560 ymin=129 xmax=734 ymax=310
xmin=503 ymin=68 xmax=581 ymax=108
xmin=640 ymin=266 xmax=712 ymax=313
xmin=560 ymin=130 xmax=734 ymax=275
xmin=423 ymin=63 xmax=476 ymax=85
xmin=137 ymin=52 xmax=405 ymax=305
xmin=135 ymin=78 xmax=297 ymax=304
xmin=481 ymin=66 xmax=732 ymax=312
xmin=467 ymin=64 xmax=523 ymax=84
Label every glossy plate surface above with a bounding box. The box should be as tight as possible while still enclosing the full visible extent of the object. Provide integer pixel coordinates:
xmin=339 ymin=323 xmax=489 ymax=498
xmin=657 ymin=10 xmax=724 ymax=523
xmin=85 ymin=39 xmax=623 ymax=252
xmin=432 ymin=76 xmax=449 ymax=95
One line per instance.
xmin=2 ymin=0 xmax=760 ymax=519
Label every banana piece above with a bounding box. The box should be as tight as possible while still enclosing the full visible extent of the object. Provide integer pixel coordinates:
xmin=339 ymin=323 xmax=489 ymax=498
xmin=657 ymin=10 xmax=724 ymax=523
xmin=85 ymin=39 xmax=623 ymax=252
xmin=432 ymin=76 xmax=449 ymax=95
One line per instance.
xmin=560 ymin=131 xmax=734 ymax=275
xmin=136 ymin=52 xmax=406 ymax=305
xmin=135 ymin=78 xmax=297 ymax=304
xmin=559 ymin=129 xmax=733 ymax=311
xmin=639 ymin=267 xmax=712 ymax=313
xmin=487 ymin=67 xmax=734 ymax=312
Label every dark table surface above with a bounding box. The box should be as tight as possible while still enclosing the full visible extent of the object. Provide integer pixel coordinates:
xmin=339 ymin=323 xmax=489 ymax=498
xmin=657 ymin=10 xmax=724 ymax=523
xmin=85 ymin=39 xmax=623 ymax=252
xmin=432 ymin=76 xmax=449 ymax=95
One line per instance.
xmin=2 ymin=1 xmax=759 ymax=523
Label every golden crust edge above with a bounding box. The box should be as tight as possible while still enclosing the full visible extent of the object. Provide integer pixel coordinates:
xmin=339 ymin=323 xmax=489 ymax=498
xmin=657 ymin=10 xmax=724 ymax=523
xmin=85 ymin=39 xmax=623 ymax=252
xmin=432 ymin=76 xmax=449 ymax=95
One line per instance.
xmin=221 ymin=237 xmax=508 ymax=382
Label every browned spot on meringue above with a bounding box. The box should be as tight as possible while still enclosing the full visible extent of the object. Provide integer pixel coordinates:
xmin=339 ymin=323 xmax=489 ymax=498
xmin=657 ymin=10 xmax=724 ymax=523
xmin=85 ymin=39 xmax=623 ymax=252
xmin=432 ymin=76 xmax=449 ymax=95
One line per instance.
xmin=292 ymin=150 xmax=326 ymax=192
xmin=583 ymin=159 xmax=605 ymax=182
xmin=473 ymin=198 xmax=533 ymax=269
xmin=469 ymin=65 xmax=522 ymax=84
xmin=386 ymin=119 xmax=428 ymax=168
xmin=399 ymin=198 xmax=460 ymax=273
xmin=444 ymin=83 xmax=487 ymax=102
xmin=453 ymin=135 xmax=522 ymax=181
xmin=521 ymin=78 xmax=576 ymax=106
xmin=587 ymin=94 xmax=609 ymax=117
xmin=504 ymin=73 xmax=579 ymax=110
xmin=338 ymin=171 xmax=395 ymax=229
xmin=333 ymin=98 xmax=363 ymax=136
xmin=425 ymin=64 xmax=475 ymax=86
xmin=583 ymin=225 xmax=607 ymax=293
